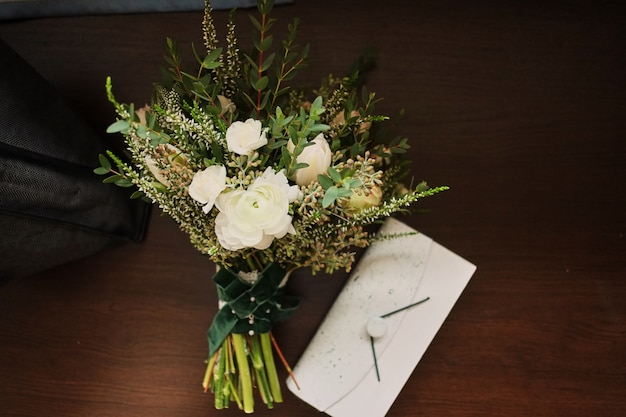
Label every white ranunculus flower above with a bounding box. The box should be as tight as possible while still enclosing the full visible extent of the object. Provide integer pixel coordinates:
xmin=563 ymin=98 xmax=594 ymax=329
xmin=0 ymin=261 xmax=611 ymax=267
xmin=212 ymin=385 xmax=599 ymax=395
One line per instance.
xmin=290 ymin=133 xmax=332 ymax=186
xmin=214 ymin=167 xmax=300 ymax=250
xmin=226 ymin=118 xmax=268 ymax=155
xmin=188 ymin=165 xmax=227 ymax=213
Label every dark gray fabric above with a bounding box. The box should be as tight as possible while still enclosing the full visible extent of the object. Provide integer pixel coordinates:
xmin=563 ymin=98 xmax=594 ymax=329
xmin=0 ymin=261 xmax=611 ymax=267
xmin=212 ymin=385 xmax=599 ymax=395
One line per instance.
xmin=0 ymin=0 xmax=293 ymax=20
xmin=0 ymin=38 xmax=150 ymax=284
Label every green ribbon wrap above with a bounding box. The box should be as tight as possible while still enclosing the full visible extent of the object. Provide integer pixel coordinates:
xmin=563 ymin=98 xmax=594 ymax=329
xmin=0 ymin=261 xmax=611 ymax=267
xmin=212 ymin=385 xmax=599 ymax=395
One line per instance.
xmin=207 ymin=263 xmax=300 ymax=357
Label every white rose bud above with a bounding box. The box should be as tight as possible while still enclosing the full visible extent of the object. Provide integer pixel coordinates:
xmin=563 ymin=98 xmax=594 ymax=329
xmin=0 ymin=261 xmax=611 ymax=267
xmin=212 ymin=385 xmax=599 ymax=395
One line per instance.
xmin=226 ymin=118 xmax=268 ymax=155
xmin=188 ymin=165 xmax=227 ymax=213
xmin=214 ymin=167 xmax=300 ymax=251
xmin=349 ymin=185 xmax=383 ymax=211
xmin=290 ymin=133 xmax=332 ymax=186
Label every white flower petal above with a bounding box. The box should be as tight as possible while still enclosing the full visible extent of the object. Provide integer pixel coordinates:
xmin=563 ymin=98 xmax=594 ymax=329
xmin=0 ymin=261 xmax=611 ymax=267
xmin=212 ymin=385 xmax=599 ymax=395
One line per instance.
xmin=291 ymin=133 xmax=332 ymax=186
xmin=213 ymin=167 xmax=297 ymax=251
xmin=226 ymin=118 xmax=268 ymax=155
xmin=188 ymin=165 xmax=227 ymax=212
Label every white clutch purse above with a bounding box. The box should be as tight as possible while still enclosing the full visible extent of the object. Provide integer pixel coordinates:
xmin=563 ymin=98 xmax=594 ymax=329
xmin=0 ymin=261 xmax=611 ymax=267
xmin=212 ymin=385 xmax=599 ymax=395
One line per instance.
xmin=287 ymin=218 xmax=477 ymax=417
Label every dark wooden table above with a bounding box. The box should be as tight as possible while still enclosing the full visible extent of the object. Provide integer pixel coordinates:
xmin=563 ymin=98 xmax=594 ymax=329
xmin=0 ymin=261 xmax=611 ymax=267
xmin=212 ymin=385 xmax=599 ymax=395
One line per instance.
xmin=1 ymin=1 xmax=625 ymax=416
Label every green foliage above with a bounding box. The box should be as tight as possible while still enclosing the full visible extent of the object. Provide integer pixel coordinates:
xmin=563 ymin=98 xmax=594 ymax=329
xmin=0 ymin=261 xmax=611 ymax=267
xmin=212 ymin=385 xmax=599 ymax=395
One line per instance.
xmin=98 ymin=3 xmax=449 ymax=412
xmin=99 ymin=0 xmax=446 ymax=276
xmin=317 ymin=166 xmax=361 ymax=208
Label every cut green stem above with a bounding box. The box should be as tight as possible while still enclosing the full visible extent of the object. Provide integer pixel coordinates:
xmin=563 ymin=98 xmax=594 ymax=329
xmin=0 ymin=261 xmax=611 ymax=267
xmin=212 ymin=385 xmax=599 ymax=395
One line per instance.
xmin=232 ymin=333 xmax=254 ymax=413
xmin=261 ymin=332 xmax=283 ymax=403
xmin=250 ymin=334 xmax=273 ymax=407
xmin=214 ymin=345 xmax=226 ymax=409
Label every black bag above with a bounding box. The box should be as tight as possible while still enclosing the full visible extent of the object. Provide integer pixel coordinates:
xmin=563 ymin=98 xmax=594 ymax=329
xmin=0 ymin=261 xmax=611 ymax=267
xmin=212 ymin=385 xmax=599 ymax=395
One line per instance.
xmin=0 ymin=38 xmax=150 ymax=285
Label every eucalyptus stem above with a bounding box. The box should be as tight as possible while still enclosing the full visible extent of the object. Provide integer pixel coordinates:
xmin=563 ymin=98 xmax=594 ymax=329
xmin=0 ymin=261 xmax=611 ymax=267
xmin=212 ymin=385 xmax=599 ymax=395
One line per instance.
xmin=232 ymin=333 xmax=254 ymax=413
xmin=261 ymin=332 xmax=283 ymax=402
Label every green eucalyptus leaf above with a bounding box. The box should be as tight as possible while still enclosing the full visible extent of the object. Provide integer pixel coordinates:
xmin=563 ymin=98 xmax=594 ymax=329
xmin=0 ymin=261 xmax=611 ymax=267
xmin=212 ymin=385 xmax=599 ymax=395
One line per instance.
xmin=248 ymin=66 xmax=259 ymax=85
xmin=347 ymin=178 xmax=362 ymax=188
xmin=415 ymin=181 xmax=429 ymax=192
xmin=336 ymin=187 xmax=353 ymax=198
xmin=342 ymin=168 xmax=357 ymax=179
xmin=181 ymin=71 xmax=199 ymax=81
xmin=204 ymin=47 xmax=223 ymax=64
xmin=310 ymin=96 xmax=324 ymax=113
xmin=309 ymin=123 xmax=330 ymax=133
xmin=103 ymin=174 xmax=123 ymax=184
xmin=252 ymin=35 xmax=262 ymax=52
xmin=282 ymin=71 xmax=299 ymax=81
xmin=280 ymin=146 xmax=292 ymax=171
xmin=136 ymin=124 xmax=147 ymax=138
xmin=153 ymin=181 xmax=168 ymax=193
xmin=263 ymin=17 xmax=277 ymax=33
xmin=106 ymin=119 xmax=130 ymax=133
xmin=255 ymin=76 xmax=269 ymax=91
xmin=146 ymin=131 xmax=161 ymax=142
xmin=328 ymin=166 xmax=342 ymax=183
xmin=261 ymin=52 xmax=276 ymax=71
xmin=115 ymin=178 xmax=133 ymax=188
xmin=350 ymin=142 xmax=365 ymax=157
xmin=145 ymin=111 xmax=156 ymax=129
xmin=258 ymin=0 xmax=273 ymax=14
xmin=203 ymin=61 xmax=222 ymax=70
xmin=98 ymin=154 xmax=111 ymax=171
xmin=322 ymin=186 xmax=339 ymax=208
xmin=130 ymin=190 xmax=145 ymax=199
xmin=275 ymin=86 xmax=291 ymax=98
xmin=317 ymin=174 xmax=334 ymax=190
xmin=284 ymin=51 xmax=297 ymax=64
xmin=260 ymin=90 xmax=271 ymax=110
xmin=269 ymin=139 xmax=288 ymax=149
xmin=210 ymin=141 xmax=224 ymax=162
xmin=259 ymin=35 xmax=273 ymax=51
xmin=249 ymin=15 xmax=262 ymax=31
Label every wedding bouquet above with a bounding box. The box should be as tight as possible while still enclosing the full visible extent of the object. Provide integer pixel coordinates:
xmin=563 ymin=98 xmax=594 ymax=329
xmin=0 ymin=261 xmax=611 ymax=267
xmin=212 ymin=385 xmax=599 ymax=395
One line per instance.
xmin=97 ymin=0 xmax=447 ymax=412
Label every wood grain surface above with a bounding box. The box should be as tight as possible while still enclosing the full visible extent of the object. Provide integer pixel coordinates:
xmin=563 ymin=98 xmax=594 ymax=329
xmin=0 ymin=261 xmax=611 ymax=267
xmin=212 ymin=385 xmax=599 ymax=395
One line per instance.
xmin=1 ymin=1 xmax=625 ymax=416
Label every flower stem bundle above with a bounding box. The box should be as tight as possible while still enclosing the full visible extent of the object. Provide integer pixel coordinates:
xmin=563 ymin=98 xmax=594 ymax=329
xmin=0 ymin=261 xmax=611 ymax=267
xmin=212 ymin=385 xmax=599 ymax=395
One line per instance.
xmin=204 ymin=331 xmax=288 ymax=412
